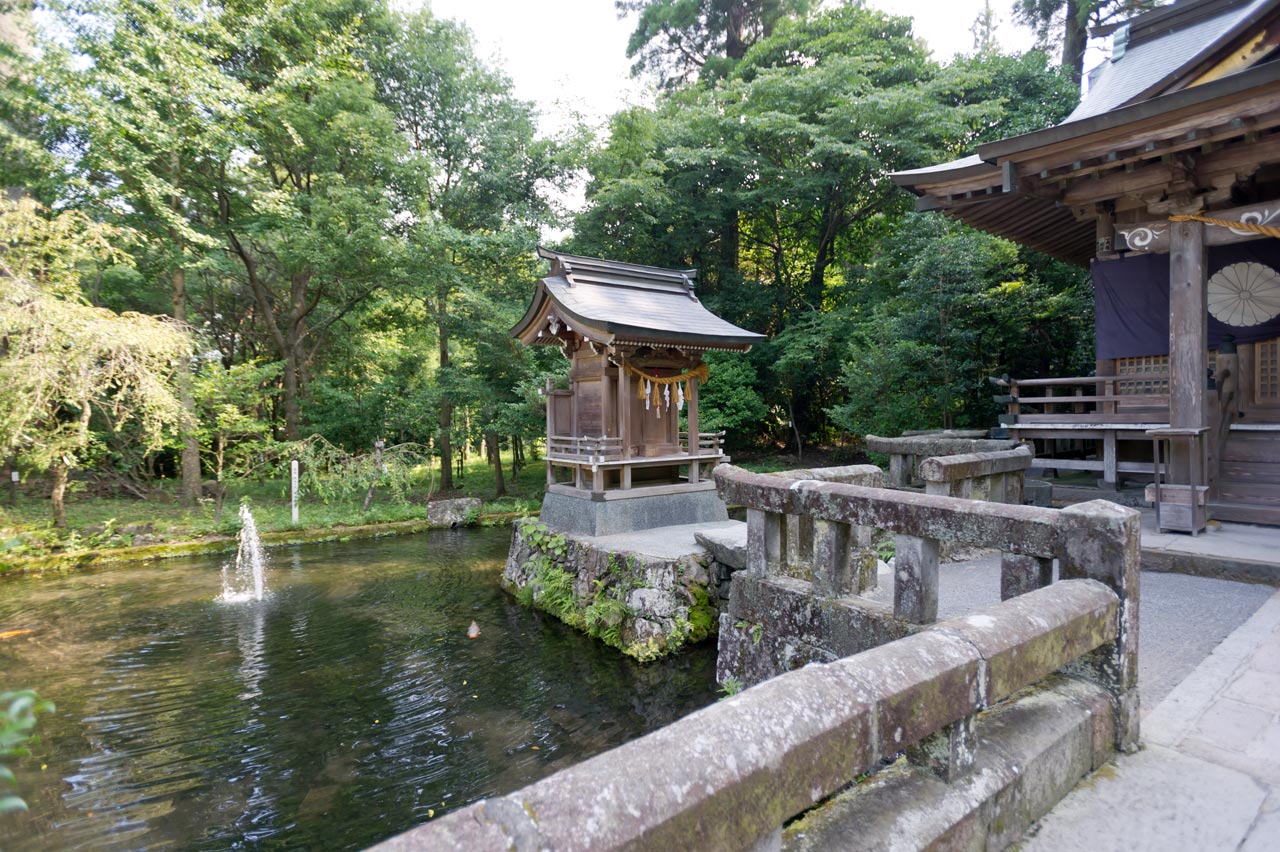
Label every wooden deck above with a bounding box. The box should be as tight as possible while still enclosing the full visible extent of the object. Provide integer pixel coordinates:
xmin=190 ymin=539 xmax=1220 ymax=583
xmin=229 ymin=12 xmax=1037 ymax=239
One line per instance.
xmin=998 ymin=374 xmax=1280 ymax=526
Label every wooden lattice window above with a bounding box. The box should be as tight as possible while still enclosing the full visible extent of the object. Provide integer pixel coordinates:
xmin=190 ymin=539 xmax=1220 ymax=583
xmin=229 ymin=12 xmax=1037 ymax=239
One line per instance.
xmin=1114 ymin=352 xmax=1219 ymax=395
xmin=1116 ymin=355 xmax=1168 ymax=395
xmin=1259 ymin=338 xmax=1280 ymax=401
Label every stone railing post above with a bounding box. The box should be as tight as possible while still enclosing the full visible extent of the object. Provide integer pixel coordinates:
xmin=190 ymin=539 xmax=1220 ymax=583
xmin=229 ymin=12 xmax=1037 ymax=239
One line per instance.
xmin=894 ymin=533 xmax=939 ymax=623
xmin=785 ymin=512 xmax=814 ymax=568
xmin=1000 ymin=553 xmax=1054 ymax=600
xmin=906 ymin=715 xmax=976 ymax=781
xmin=812 ymin=519 xmax=853 ymax=597
xmin=747 ymin=508 xmax=784 ymax=577
xmin=1056 ymin=499 xmax=1142 ymax=751
xmin=889 ymin=452 xmax=914 ymax=487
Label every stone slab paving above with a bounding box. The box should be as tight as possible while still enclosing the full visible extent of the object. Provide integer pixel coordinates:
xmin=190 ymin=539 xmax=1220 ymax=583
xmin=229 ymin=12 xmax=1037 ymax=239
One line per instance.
xmin=1140 ymin=510 xmax=1279 ymax=565
xmin=583 ymin=520 xmax=742 ymax=560
xmin=1019 ymin=588 xmax=1280 ymax=851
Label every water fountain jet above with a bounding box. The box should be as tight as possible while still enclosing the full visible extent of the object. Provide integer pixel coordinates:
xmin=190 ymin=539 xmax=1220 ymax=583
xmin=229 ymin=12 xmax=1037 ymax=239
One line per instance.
xmin=219 ymin=504 xmax=268 ymax=603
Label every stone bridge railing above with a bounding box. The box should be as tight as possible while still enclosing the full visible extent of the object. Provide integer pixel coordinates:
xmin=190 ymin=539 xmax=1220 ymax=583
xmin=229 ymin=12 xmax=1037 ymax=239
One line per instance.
xmin=763 ymin=464 xmax=884 ymax=594
xmin=373 ymin=466 xmax=1141 ymax=852
xmin=373 ymin=584 xmax=1131 ymax=852
xmin=866 ymin=433 xmax=1022 ymax=488
xmin=713 ymin=465 xmax=1138 ymax=733
xmin=918 ymin=445 xmax=1032 ymax=503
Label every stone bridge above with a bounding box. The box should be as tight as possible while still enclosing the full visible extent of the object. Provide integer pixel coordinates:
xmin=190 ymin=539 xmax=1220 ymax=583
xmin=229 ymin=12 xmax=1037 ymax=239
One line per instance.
xmin=373 ymin=461 xmax=1141 ymax=852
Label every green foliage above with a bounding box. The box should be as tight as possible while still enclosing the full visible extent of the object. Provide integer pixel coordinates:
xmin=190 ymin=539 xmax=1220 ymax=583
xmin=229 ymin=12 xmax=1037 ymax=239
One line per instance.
xmin=0 ymin=199 xmax=192 ymax=523
xmin=827 ymin=214 xmax=1093 ymax=438
xmin=718 ymin=675 xmax=745 ymax=698
xmin=696 ymin=352 xmax=769 ymax=446
xmin=734 ymin=618 xmax=764 ymax=645
xmin=519 ymin=520 xmax=568 ymax=559
xmin=618 ymin=0 xmax=811 ymax=87
xmin=685 ymin=584 xmax=716 ymax=643
xmin=0 ymin=689 xmax=54 ymax=813
xmin=262 ymin=435 xmax=434 ymax=514
xmin=576 ymin=5 xmax=1086 ymax=447
xmin=583 ymin=581 xmax=632 ymax=648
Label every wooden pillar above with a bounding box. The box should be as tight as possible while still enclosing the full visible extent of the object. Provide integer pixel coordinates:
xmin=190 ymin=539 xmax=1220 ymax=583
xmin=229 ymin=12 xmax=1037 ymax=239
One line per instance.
xmin=1096 ymin=359 xmax=1115 ymax=415
xmin=1169 ymin=220 xmax=1208 ymax=482
xmin=544 ymin=377 xmax=554 ymax=440
xmin=601 ymin=362 xmax=613 ymax=437
xmin=688 ymin=375 xmax=700 ymax=456
xmin=618 ymin=356 xmax=631 ymax=459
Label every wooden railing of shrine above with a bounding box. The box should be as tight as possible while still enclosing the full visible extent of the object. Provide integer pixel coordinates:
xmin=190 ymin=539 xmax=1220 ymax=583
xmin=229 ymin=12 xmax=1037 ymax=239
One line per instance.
xmin=546 ymin=435 xmax=624 ymax=461
xmin=996 ymin=374 xmax=1171 ymax=424
xmin=679 ymin=430 xmax=725 ymax=456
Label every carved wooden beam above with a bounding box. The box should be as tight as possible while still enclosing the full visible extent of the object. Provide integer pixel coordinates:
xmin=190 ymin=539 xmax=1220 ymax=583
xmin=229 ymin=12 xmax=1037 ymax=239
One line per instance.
xmin=1114 ymin=199 xmax=1280 ymax=253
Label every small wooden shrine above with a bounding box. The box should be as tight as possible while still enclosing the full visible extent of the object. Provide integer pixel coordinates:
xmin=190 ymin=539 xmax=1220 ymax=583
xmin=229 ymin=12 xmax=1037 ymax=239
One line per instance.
xmin=511 ymin=247 xmax=763 ymax=535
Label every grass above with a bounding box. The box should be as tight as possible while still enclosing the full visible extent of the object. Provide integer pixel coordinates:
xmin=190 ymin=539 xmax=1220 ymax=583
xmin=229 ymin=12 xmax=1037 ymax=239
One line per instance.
xmin=0 ymin=449 xmax=546 ymax=563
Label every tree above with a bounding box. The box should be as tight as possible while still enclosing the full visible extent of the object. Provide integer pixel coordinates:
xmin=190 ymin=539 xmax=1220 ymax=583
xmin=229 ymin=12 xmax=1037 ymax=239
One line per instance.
xmin=827 ymin=214 xmax=1093 ymax=438
xmin=1011 ymin=0 xmax=1166 ymax=85
xmin=375 ymin=8 xmax=567 ymax=490
xmin=576 ymin=8 xmax=1083 ymax=446
xmin=617 ymin=0 xmax=810 ymax=87
xmin=38 ymin=0 xmax=247 ymax=502
xmin=218 ymin=0 xmax=407 ymax=441
xmin=972 ymin=1 xmax=999 ymax=53
xmin=0 ymin=199 xmax=192 ymax=526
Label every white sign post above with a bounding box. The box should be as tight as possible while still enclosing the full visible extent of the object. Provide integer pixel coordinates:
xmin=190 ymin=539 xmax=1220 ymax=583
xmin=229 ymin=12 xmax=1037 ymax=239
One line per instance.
xmin=291 ymin=459 xmax=299 ymax=525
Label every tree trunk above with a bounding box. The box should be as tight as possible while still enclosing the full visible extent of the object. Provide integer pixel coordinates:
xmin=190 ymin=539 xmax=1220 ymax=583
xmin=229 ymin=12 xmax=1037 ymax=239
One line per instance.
xmin=726 ymin=3 xmax=749 ymax=60
xmin=172 ymin=265 xmax=203 ymax=503
xmin=214 ymin=433 xmax=226 ymax=524
xmin=487 ymin=433 xmax=506 ymax=498
xmin=437 ymin=291 xmax=454 ymax=491
xmin=51 ymin=460 xmax=68 ymax=529
xmin=1062 ymin=0 xmax=1087 ymax=86
xmin=283 ymin=342 xmax=302 ymax=440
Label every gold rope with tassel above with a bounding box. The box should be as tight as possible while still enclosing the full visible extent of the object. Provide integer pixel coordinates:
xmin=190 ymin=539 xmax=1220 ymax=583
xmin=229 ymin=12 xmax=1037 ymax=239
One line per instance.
xmin=1168 ymin=213 xmax=1280 ymax=239
xmin=628 ymin=363 xmax=709 ymax=414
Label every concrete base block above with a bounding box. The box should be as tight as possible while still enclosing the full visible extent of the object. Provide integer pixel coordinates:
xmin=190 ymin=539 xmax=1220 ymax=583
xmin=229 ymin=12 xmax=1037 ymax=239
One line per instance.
xmin=539 ymin=488 xmax=728 ymax=536
xmin=1024 ymin=478 xmax=1053 ymax=508
xmin=784 ymin=678 xmax=1115 ymax=852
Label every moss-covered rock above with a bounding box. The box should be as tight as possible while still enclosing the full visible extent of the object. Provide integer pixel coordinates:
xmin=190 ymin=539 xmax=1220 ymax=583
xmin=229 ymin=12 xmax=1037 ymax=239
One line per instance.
xmin=503 ymin=518 xmax=721 ymax=661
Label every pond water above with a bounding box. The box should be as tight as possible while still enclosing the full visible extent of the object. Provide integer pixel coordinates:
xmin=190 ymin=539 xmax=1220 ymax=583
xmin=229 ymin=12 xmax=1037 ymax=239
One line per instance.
xmin=0 ymin=527 xmax=719 ymax=850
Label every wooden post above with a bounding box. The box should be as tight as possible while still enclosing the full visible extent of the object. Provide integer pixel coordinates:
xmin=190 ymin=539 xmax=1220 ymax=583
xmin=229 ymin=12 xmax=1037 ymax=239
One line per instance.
xmin=290 ymin=459 xmax=299 ymax=525
xmin=618 ymin=356 xmax=631 ymax=459
xmin=601 ymin=364 xmax=613 ymax=437
xmin=1097 ymin=359 xmax=1115 ymax=414
xmin=688 ymin=375 xmax=700 ymax=456
xmin=545 ymin=377 xmax=554 ymax=441
xmin=1169 ymin=219 xmax=1208 ymax=483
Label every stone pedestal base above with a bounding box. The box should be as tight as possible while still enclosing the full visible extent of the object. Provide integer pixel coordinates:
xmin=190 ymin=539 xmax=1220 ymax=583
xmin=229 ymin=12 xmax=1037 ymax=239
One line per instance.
xmin=539 ymin=485 xmax=728 ymax=537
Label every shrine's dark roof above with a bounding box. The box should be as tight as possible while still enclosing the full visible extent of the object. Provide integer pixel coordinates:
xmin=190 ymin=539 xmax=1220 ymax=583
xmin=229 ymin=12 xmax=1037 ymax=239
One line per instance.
xmin=511 ymin=248 xmax=764 ymax=350
xmin=889 ymin=0 xmax=1280 ymax=266
xmin=1070 ymin=0 xmax=1271 ymax=121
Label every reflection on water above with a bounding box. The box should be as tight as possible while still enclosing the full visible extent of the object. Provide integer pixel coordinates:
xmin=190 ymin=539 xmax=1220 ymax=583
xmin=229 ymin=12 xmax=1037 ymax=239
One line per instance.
xmin=0 ymin=527 xmax=718 ymax=851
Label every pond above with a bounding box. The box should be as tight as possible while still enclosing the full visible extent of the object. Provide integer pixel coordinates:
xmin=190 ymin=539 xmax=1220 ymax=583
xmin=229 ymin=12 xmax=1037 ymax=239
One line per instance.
xmin=0 ymin=526 xmax=719 ymax=850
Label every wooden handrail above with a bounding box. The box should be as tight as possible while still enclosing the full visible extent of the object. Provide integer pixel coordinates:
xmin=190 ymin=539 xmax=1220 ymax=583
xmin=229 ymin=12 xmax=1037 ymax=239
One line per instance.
xmin=1010 ymin=373 xmax=1169 ymax=387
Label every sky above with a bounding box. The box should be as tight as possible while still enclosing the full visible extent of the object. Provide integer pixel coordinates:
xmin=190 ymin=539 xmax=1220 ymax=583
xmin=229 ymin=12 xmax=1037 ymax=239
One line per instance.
xmin=417 ymin=0 xmax=1047 ymax=136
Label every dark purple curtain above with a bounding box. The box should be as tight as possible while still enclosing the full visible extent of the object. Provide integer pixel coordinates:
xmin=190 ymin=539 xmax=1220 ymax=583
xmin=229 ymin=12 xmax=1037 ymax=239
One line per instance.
xmin=1093 ymin=240 xmax=1280 ymax=360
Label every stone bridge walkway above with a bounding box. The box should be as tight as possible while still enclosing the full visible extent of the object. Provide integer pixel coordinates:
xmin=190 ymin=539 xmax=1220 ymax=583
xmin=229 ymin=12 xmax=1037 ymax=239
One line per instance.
xmin=1022 ymin=586 xmax=1280 ymax=851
